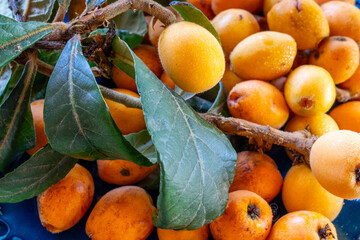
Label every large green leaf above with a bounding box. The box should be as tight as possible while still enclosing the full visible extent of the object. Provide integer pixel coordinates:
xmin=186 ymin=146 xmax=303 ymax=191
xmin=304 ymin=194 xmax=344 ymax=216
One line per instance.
xmin=14 ymin=0 xmax=56 ymax=22
xmin=0 ymin=22 xmax=53 ymax=69
xmin=170 ymin=1 xmax=221 ymax=44
xmin=44 ymin=35 xmax=152 ymax=166
xmin=0 ymin=145 xmax=78 ymax=203
xmin=0 ymin=1 xmax=13 ymax=18
xmin=114 ymin=38 xmax=237 ymax=229
xmin=0 ymin=61 xmax=36 ymax=172
xmin=0 ymin=14 xmax=16 ymax=23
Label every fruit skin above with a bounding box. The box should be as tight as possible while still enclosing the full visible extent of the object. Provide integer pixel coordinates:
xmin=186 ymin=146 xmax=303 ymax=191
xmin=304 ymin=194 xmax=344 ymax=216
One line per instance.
xmin=285 ymin=113 xmax=339 ymax=137
xmin=309 ymin=36 xmax=359 ymax=84
xmin=315 ymin=0 xmax=355 ymax=5
xmin=37 ymin=164 xmax=94 ymax=233
xmin=282 ymin=164 xmax=343 ymax=221
xmin=187 ymin=0 xmax=214 ymax=20
xmin=157 ymin=225 xmax=209 ymax=240
xmin=160 ymin=71 xmax=176 ymax=90
xmin=227 ymin=80 xmax=289 ymax=129
xmin=211 ymin=9 xmax=260 ymax=57
xmin=210 ymin=190 xmax=272 ymax=240
xmin=284 ymin=65 xmax=336 ymax=117
xmin=158 ymin=21 xmax=225 ymax=93
xmin=263 ymin=0 xmax=282 ymax=16
xmin=230 ymin=31 xmax=297 ymax=81
xmin=330 ymin=101 xmax=360 ymax=133
xmin=211 ymin=0 xmax=263 ymax=15
xmin=27 ymin=99 xmax=48 ymax=156
xmin=221 ymin=64 xmax=244 ymax=94
xmin=338 ymin=66 xmax=360 ymax=94
xmin=267 ymin=211 xmax=338 ymax=240
xmin=112 ymin=45 xmax=162 ymax=92
xmin=104 ymin=88 xmax=146 ymax=135
xmin=229 ymin=151 xmax=283 ymax=202
xmin=310 ymin=130 xmax=360 ymax=199
xmin=97 ymin=160 xmax=158 ymax=185
xmin=267 ymin=0 xmax=329 ymax=50
xmin=86 ymin=186 xmax=154 ymax=240
xmin=322 ymin=1 xmax=360 ymax=45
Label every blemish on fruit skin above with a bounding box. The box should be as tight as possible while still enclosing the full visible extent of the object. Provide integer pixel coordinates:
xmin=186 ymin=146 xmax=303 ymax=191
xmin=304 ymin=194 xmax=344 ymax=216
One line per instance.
xmin=239 ymin=14 xmax=243 ymax=21
xmin=355 ymin=165 xmax=360 ymax=184
xmin=121 ymin=169 xmax=130 ymax=176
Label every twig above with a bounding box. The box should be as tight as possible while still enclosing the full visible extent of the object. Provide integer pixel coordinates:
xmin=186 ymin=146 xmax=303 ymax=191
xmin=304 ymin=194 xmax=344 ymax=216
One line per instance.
xmin=34 ymin=40 xmax=67 ymax=50
xmin=23 ymin=0 xmax=31 ymax=22
xmin=53 ymin=5 xmax=67 ymax=23
xmin=202 ymin=113 xmax=317 ymax=164
xmin=8 ymin=0 xmax=23 ymax=22
xmin=98 ymin=85 xmax=142 ymax=109
xmin=48 ymin=0 xmax=176 ymax=39
xmin=336 ymin=87 xmax=360 ymax=103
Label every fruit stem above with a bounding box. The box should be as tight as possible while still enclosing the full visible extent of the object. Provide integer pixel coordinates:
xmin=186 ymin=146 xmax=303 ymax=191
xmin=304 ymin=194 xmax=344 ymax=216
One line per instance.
xmin=336 ymin=87 xmax=360 ymax=103
xmin=202 ymin=113 xmax=317 ymax=164
xmin=98 ymin=85 xmax=143 ymax=109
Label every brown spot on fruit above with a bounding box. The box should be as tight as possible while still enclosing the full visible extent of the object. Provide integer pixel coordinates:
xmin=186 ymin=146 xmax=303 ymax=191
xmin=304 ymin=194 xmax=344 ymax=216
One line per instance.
xmin=120 ymin=169 xmax=130 ymax=176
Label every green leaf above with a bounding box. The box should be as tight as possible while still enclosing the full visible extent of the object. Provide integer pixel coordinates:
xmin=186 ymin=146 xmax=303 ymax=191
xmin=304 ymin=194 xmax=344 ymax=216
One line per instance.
xmin=113 ymin=10 xmax=147 ymax=37
xmin=0 ymin=1 xmax=14 ymax=18
xmin=0 ymin=14 xmax=16 ymax=23
xmin=186 ymin=96 xmax=212 ymax=113
xmin=89 ymin=28 xmax=143 ymax=49
xmin=0 ymin=22 xmax=53 ymax=69
xmin=125 ymin=130 xmax=157 ymax=164
xmin=111 ymin=37 xmax=135 ymax=79
xmin=0 ymin=65 xmax=24 ymax=105
xmin=170 ymin=1 xmax=221 ymax=44
xmin=208 ymin=82 xmax=230 ymax=116
xmin=57 ymin=0 xmax=71 ymax=11
xmin=44 ymin=35 xmax=152 ymax=166
xmin=38 ymin=49 xmax=61 ymax=66
xmin=0 ymin=61 xmax=36 ymax=172
xmin=14 ymin=0 xmax=56 ymax=22
xmin=0 ymin=145 xmax=78 ymax=203
xmin=115 ymin=38 xmax=237 ymax=229
xmin=0 ymin=64 xmax=13 ymax=96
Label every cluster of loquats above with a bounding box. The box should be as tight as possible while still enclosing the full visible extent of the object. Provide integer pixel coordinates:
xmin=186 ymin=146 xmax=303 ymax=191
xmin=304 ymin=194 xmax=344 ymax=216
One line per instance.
xmin=26 ymin=0 xmax=360 ymax=239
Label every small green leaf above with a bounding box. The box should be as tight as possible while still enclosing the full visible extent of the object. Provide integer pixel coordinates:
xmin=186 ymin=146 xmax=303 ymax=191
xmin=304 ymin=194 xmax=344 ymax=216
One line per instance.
xmin=0 ymin=145 xmax=78 ymax=203
xmin=44 ymin=35 xmax=152 ymax=166
xmin=57 ymin=0 xmax=71 ymax=11
xmin=14 ymin=0 xmax=56 ymax=22
xmin=0 ymin=61 xmax=36 ymax=172
xmin=113 ymin=10 xmax=148 ymax=36
xmin=0 ymin=22 xmax=53 ymax=69
xmin=114 ymin=38 xmax=237 ymax=229
xmin=125 ymin=130 xmax=157 ymax=164
xmin=0 ymin=2 xmax=13 ymax=18
xmin=170 ymin=1 xmax=221 ymax=44
xmin=0 ymin=14 xmax=16 ymax=23
xmin=0 ymin=65 xmax=24 ymax=105
xmin=111 ymin=36 xmax=135 ymax=79
xmin=89 ymin=28 xmax=143 ymax=49
xmin=208 ymin=82 xmax=230 ymax=116
xmin=38 ymin=49 xmax=61 ymax=66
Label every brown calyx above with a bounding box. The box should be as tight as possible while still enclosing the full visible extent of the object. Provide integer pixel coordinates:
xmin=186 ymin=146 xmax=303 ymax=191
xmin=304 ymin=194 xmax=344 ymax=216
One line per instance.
xmin=247 ymin=204 xmax=261 ymax=220
xmin=318 ymin=224 xmax=335 ymax=240
xmin=299 ymin=97 xmax=313 ymax=109
xmin=355 ymin=165 xmax=360 ymax=184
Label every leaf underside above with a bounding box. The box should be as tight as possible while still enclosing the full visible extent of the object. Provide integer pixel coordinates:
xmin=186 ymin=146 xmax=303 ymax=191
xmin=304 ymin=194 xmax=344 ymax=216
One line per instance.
xmin=44 ymin=35 xmax=152 ymax=166
xmin=0 ymin=145 xmax=78 ymax=203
